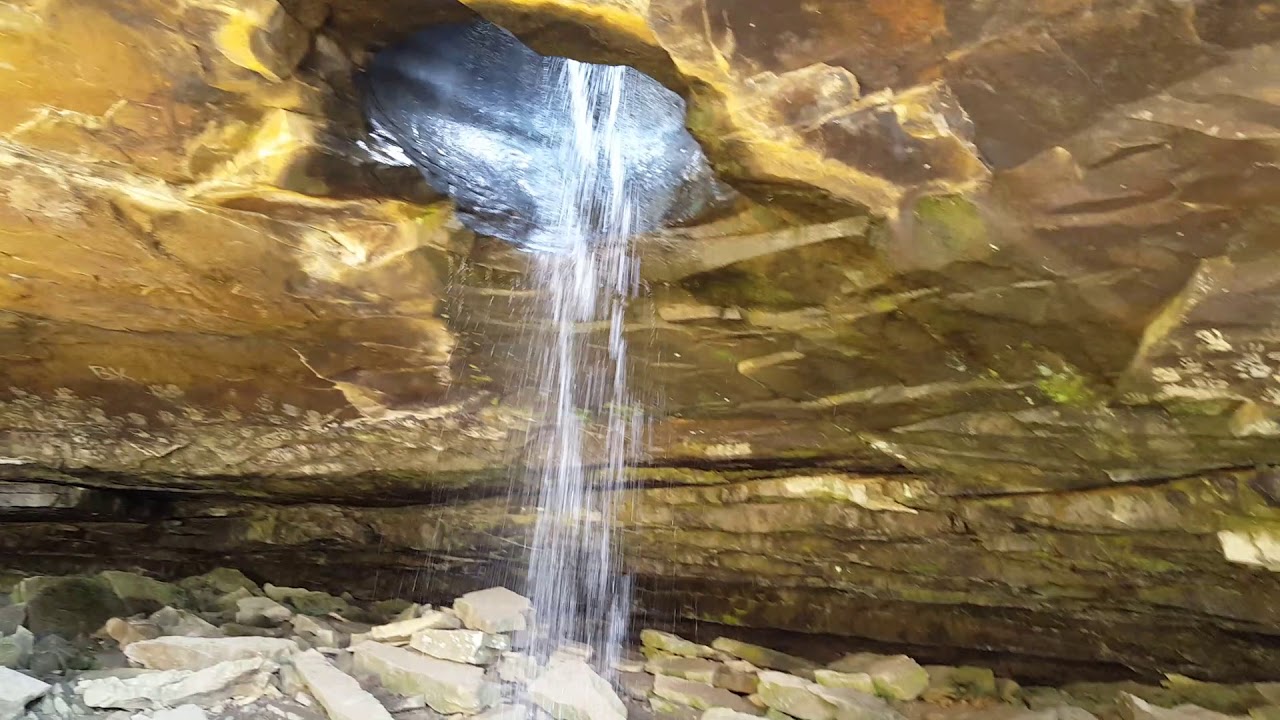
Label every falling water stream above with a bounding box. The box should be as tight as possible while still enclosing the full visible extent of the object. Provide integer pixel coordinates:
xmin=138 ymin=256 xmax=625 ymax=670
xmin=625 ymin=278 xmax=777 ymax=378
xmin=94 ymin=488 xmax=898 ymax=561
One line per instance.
xmin=520 ymin=60 xmax=641 ymax=672
xmin=361 ymin=17 xmax=726 ymax=698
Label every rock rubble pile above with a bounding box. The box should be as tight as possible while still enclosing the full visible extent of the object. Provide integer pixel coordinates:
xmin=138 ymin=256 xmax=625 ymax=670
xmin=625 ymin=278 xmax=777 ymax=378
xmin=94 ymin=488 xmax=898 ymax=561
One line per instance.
xmin=0 ymin=570 xmax=1277 ymax=720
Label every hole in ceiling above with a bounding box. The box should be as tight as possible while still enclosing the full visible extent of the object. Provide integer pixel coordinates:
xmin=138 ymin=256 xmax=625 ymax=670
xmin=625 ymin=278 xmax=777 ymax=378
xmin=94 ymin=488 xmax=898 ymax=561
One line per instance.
xmin=357 ymin=18 xmax=734 ymax=252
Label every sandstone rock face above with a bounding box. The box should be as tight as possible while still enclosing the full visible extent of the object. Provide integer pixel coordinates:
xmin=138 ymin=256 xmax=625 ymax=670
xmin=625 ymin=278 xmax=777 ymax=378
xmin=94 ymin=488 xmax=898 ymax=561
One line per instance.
xmin=0 ymin=0 xmax=1279 ymax=684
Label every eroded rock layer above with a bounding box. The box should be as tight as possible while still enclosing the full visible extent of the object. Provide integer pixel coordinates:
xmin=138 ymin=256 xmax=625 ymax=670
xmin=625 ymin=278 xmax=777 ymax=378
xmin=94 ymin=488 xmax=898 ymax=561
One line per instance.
xmin=1 ymin=0 xmax=1279 ymax=682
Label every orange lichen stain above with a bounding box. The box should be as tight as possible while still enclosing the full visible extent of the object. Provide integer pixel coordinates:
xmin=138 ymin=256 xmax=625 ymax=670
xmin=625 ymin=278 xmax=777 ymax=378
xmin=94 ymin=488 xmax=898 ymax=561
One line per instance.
xmin=865 ymin=0 xmax=947 ymax=44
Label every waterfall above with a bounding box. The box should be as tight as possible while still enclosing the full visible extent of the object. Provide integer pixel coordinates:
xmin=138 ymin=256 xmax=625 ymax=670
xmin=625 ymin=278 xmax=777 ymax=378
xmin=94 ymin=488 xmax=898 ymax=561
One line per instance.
xmin=521 ymin=60 xmax=641 ymax=673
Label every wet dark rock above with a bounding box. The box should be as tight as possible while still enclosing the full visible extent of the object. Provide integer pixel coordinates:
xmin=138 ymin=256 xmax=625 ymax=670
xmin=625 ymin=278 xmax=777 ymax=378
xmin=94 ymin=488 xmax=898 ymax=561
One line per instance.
xmin=361 ymin=19 xmax=729 ymax=250
xmin=18 ymin=578 xmax=125 ymax=640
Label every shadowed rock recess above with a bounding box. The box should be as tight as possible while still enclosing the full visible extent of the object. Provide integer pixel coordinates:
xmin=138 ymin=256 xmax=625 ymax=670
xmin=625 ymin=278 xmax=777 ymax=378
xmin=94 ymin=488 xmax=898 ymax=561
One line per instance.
xmin=1 ymin=0 xmax=1279 ymax=685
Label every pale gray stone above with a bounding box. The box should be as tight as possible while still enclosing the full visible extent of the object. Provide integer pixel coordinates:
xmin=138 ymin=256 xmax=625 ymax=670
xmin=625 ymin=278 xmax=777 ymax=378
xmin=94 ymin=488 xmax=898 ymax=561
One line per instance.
xmin=713 ymin=640 xmax=813 ymax=678
xmin=410 ymin=629 xmax=504 ymax=665
xmin=643 ymin=631 xmax=715 ymax=660
xmin=0 ymin=666 xmax=48 ymax=720
xmin=293 ymin=615 xmax=342 ymax=649
xmin=813 ymin=671 xmax=873 ymax=695
xmin=293 ymin=648 xmax=394 ymax=720
xmin=235 ymin=597 xmax=293 ymax=627
xmin=149 ymin=608 xmax=222 ymax=639
xmin=653 ymin=675 xmax=758 ymax=715
xmin=809 ymin=686 xmax=901 ymax=720
xmin=497 ymin=652 xmax=539 ymax=684
xmin=646 ymin=655 xmax=720 ymax=684
xmin=825 ymin=655 xmax=927 ymax=701
xmin=77 ymin=657 xmax=277 ymax=710
xmin=355 ymin=612 xmax=462 ymax=645
xmin=149 ymin=705 xmax=210 ymax=720
xmin=352 ymin=641 xmax=497 ymax=715
xmin=758 ymin=672 xmax=830 ymax=720
xmin=529 ymin=659 xmax=626 ymax=720
xmin=0 ymin=607 xmax=24 ymax=637
xmin=124 ymin=636 xmax=299 ymax=671
xmin=0 ymin=628 xmax=32 ymax=669
xmin=453 ymin=588 xmax=530 ymax=634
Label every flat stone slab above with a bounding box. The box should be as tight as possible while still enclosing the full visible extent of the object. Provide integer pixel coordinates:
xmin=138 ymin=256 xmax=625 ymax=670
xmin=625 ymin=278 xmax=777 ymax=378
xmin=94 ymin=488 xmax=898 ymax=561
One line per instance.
xmin=642 ymin=631 xmax=716 ymax=659
xmin=714 ymin=639 xmax=815 ymax=678
xmin=826 ymin=655 xmax=927 ymax=701
xmin=653 ymin=674 xmax=759 ymax=715
xmin=410 ymin=629 xmax=504 ymax=665
xmin=352 ymin=641 xmax=497 ymax=715
xmin=0 ymin=666 xmax=49 ymax=719
xmin=758 ymin=671 xmax=832 ymax=720
xmin=453 ymin=588 xmax=530 ymax=634
xmin=124 ymin=636 xmax=299 ymax=671
xmin=293 ymin=648 xmax=394 ymax=720
xmin=357 ymin=611 xmax=464 ymax=645
xmin=78 ymin=657 xmax=276 ymax=710
xmin=529 ymin=658 xmax=627 ymax=720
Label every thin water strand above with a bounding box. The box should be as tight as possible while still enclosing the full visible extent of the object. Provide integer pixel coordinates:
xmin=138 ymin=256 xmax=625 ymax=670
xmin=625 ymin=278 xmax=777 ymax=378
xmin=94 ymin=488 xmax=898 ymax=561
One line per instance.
xmin=522 ymin=59 xmax=641 ymax=673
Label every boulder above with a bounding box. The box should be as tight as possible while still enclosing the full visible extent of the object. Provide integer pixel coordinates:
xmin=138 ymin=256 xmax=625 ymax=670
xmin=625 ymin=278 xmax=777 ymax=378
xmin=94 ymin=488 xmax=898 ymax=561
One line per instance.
xmin=293 ymin=648 xmax=394 ymax=720
xmin=0 ymin=628 xmax=33 ymax=669
xmin=715 ymin=666 xmax=760 ymax=695
xmin=264 ymin=584 xmax=357 ymax=618
xmin=235 ymin=597 xmax=293 ymax=627
xmin=814 ymin=671 xmax=874 ymax=696
xmin=98 ymin=572 xmax=188 ymax=615
xmin=124 ymin=636 xmax=299 ymax=671
xmin=453 ymin=588 xmax=531 ymax=634
xmin=0 ymin=607 xmax=24 ymax=637
xmin=149 ymin=608 xmax=223 ymax=639
xmin=714 ymin=640 xmax=815 ymax=678
xmin=19 ymin=577 xmax=126 ymax=638
xmin=758 ymin=672 xmax=832 ymax=720
xmin=654 ymin=674 xmax=759 ymax=715
xmin=826 ymin=655 xmax=928 ymax=701
xmin=409 ymin=629 xmax=506 ymax=665
xmin=352 ymin=641 xmax=497 ymax=714
xmin=497 ymin=652 xmax=540 ymax=684
xmin=643 ymin=631 xmax=716 ymax=660
xmin=0 ymin=666 xmax=48 ymax=720
xmin=529 ymin=658 xmax=627 ymax=720
xmin=178 ymin=570 xmax=261 ymax=598
xmin=922 ymin=666 xmax=998 ymax=702
xmin=809 ymin=687 xmax=902 ymax=720
xmin=292 ymin=615 xmax=342 ymax=648
xmin=78 ymin=657 xmax=276 ymax=710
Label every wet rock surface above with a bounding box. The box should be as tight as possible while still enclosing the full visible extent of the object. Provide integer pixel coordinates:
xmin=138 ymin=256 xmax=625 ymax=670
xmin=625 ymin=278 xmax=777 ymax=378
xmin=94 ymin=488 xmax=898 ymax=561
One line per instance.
xmin=0 ymin=0 xmax=1279 ymax=685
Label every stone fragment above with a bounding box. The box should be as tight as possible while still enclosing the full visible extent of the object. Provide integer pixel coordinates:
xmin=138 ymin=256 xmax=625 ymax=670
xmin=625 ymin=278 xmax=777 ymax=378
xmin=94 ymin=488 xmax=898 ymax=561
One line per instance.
xmin=236 ymin=596 xmax=293 ymax=626
xmin=643 ymin=631 xmax=717 ymax=659
xmin=758 ymin=672 xmax=831 ymax=720
xmin=124 ymin=636 xmax=299 ymax=671
xmin=410 ymin=629 xmax=505 ymax=665
xmin=922 ymin=666 xmax=997 ymax=702
xmin=619 ymin=671 xmax=656 ymax=701
xmin=713 ymin=640 xmax=814 ymax=677
xmin=357 ymin=611 xmax=462 ymax=645
xmin=654 ymin=674 xmax=759 ymax=714
xmin=1118 ymin=694 xmax=1236 ymax=720
xmin=550 ymin=642 xmax=594 ymax=666
xmin=352 ymin=641 xmax=497 ymax=714
xmin=810 ymin=686 xmax=902 ymax=720
xmin=706 ymin=710 xmax=769 ymax=720
xmin=78 ymin=657 xmax=276 ymax=709
xmin=29 ymin=634 xmax=94 ymax=674
xmin=826 ymin=655 xmax=927 ymax=701
xmin=149 ymin=608 xmax=223 ymax=638
xmin=0 ymin=666 xmax=48 ymax=719
xmin=715 ymin=666 xmax=760 ymax=695
xmin=652 ymin=696 xmax=702 ymax=720
xmin=151 ymin=706 xmax=209 ymax=720
xmin=98 ymin=572 xmax=188 ymax=615
xmin=264 ymin=584 xmax=356 ymax=618
xmin=19 ymin=577 xmax=126 ymax=638
xmin=497 ymin=652 xmax=540 ymax=684
xmin=101 ymin=618 xmax=161 ymax=649
xmin=454 ymin=588 xmax=531 ymax=634
xmin=646 ymin=654 xmax=720 ymax=683
xmin=222 ymin=622 xmax=287 ymax=638
xmin=293 ymin=648 xmax=394 ymax=720
xmin=293 ymin=615 xmax=342 ymax=648
xmin=0 ymin=606 xmax=24 ymax=637
xmin=178 ymin=569 xmax=260 ymax=598
xmin=0 ymin=628 xmax=33 ymax=669
xmin=813 ymin=671 xmax=874 ymax=695
xmin=613 ymin=650 xmax=646 ymax=674
xmin=529 ymin=659 xmax=627 ymax=720
xmin=215 ymin=588 xmax=256 ymax=613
